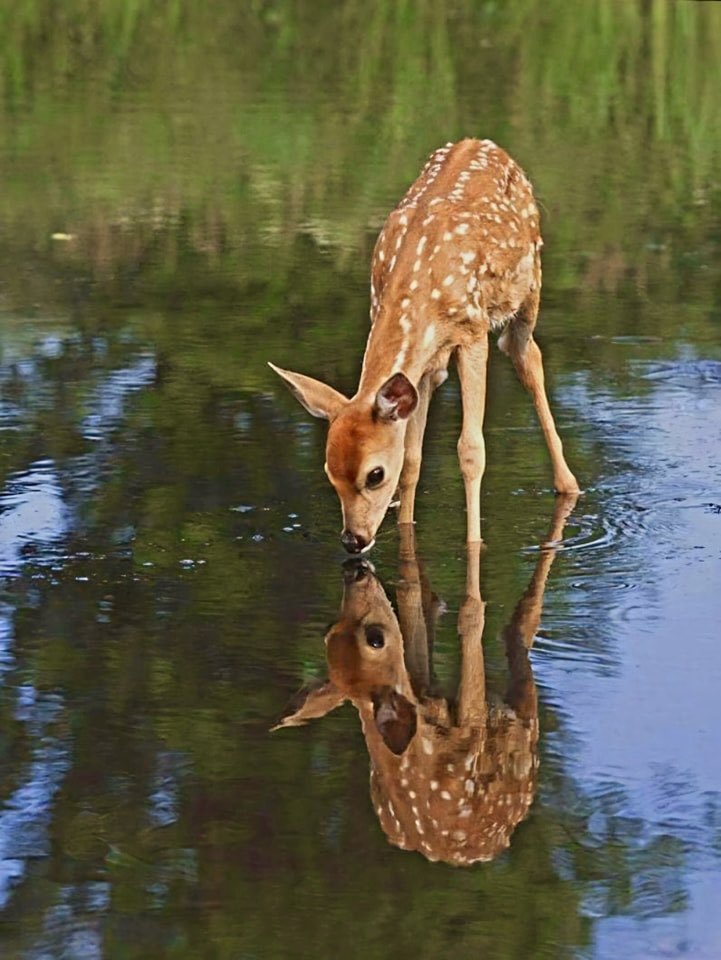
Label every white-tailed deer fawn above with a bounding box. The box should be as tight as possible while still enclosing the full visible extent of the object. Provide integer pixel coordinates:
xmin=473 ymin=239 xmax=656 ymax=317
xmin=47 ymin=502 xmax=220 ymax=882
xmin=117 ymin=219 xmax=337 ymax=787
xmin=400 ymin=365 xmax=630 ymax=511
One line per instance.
xmin=270 ymin=139 xmax=579 ymax=552
xmin=273 ymin=495 xmax=576 ymax=866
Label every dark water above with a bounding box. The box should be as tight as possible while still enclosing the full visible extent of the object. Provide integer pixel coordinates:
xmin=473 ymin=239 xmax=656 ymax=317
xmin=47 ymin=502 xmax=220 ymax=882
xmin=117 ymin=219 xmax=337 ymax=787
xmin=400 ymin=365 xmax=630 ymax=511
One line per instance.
xmin=1 ymin=2 xmax=721 ymax=957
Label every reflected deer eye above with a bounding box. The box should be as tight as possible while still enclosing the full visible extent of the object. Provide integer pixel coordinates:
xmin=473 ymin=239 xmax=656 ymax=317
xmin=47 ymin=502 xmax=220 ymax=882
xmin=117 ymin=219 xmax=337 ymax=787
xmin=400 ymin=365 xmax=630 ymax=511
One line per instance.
xmin=365 ymin=625 xmax=385 ymax=649
xmin=366 ymin=467 xmax=385 ymax=489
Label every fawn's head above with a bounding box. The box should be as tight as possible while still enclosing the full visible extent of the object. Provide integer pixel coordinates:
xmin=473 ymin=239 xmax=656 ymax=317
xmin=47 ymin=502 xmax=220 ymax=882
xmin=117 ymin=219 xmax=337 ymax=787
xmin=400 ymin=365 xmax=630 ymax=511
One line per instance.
xmin=269 ymin=363 xmax=418 ymax=553
xmin=273 ymin=558 xmax=418 ymax=755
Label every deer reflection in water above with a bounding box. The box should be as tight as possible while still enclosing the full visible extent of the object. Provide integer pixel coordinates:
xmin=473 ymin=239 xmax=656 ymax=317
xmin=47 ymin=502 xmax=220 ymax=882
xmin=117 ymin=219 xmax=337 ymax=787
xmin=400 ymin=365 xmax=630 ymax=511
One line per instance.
xmin=274 ymin=495 xmax=576 ymax=866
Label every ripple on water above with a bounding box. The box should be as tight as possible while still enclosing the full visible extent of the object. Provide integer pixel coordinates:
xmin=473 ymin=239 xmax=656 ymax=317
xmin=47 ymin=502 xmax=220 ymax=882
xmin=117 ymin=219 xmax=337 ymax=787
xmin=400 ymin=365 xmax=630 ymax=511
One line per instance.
xmin=635 ymin=358 xmax=721 ymax=384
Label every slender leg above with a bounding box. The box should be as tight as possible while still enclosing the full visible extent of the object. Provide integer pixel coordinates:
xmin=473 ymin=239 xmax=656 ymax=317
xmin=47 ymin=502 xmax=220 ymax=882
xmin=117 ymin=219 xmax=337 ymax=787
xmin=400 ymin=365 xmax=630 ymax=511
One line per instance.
xmin=456 ymin=337 xmax=489 ymax=543
xmin=502 ymin=320 xmax=579 ymax=494
xmin=456 ymin=541 xmax=487 ymax=726
xmin=398 ymin=375 xmax=431 ymax=525
xmin=396 ymin=524 xmax=431 ymax=696
xmin=503 ymin=492 xmax=577 ymax=718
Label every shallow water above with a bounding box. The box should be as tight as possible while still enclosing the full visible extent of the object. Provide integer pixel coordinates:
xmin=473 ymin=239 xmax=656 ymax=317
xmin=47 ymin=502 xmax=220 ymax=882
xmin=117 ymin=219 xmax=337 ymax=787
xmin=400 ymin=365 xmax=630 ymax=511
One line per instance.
xmin=1 ymin=2 xmax=721 ymax=958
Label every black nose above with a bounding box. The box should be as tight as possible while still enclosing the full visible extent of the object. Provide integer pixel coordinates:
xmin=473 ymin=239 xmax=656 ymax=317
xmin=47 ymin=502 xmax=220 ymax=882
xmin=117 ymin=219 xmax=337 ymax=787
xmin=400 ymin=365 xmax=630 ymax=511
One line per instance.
xmin=341 ymin=530 xmax=367 ymax=554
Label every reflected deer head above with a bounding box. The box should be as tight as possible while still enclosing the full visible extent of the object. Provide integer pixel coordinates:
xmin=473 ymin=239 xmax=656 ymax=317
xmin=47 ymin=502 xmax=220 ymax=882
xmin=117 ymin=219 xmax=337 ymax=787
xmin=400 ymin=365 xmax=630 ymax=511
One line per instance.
xmin=274 ymin=496 xmax=577 ymax=866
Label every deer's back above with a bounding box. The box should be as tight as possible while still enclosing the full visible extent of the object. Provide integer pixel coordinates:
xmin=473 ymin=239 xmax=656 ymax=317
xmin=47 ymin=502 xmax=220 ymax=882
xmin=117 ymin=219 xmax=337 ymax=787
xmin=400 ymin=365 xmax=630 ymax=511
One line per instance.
xmin=369 ymin=705 xmax=539 ymax=866
xmin=370 ymin=139 xmax=542 ymax=335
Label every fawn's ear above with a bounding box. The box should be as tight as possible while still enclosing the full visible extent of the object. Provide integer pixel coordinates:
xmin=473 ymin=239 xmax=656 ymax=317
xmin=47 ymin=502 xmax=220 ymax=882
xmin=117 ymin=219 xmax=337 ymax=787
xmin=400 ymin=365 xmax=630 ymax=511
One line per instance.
xmin=268 ymin=363 xmax=348 ymax=421
xmin=271 ymin=679 xmax=346 ymax=731
xmin=372 ymin=687 xmax=417 ymax=755
xmin=374 ymin=373 xmax=418 ymax=422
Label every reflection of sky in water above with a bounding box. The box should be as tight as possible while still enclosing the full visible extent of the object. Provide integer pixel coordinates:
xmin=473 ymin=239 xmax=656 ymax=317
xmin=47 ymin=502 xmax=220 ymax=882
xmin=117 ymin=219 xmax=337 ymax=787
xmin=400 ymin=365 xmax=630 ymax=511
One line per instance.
xmin=0 ymin=351 xmax=157 ymax=569
xmin=0 ymin=694 xmax=70 ymax=910
xmin=0 ymin=461 xmax=69 ymax=576
xmin=26 ymin=882 xmax=109 ymax=960
xmin=81 ymin=354 xmax=156 ymax=441
xmin=0 ymin=457 xmax=70 ymax=914
xmin=543 ymin=361 xmax=721 ymax=952
xmin=66 ymin=353 xmax=157 ymax=502
xmin=0 ymin=346 xmax=157 ymax=918
xmin=148 ymin=750 xmax=187 ymax=829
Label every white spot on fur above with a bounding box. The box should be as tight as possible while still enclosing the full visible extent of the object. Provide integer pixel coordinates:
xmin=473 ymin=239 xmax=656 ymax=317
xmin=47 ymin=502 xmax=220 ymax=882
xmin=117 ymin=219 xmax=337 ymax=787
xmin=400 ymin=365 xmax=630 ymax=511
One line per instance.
xmin=416 ymin=236 xmax=427 ymax=255
xmin=431 ymin=288 xmax=441 ymax=300
xmin=443 ymin=274 xmax=454 ymax=286
xmin=393 ymin=347 xmax=408 ymax=373
xmin=422 ymin=325 xmax=435 ymax=349
xmin=455 ymin=223 xmax=469 ymax=235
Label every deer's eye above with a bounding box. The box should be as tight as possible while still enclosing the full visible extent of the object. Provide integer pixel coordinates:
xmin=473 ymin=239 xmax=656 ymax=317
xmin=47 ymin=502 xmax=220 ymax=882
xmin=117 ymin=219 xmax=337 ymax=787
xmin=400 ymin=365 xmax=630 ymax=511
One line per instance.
xmin=365 ymin=625 xmax=385 ymax=649
xmin=366 ymin=467 xmax=385 ymax=489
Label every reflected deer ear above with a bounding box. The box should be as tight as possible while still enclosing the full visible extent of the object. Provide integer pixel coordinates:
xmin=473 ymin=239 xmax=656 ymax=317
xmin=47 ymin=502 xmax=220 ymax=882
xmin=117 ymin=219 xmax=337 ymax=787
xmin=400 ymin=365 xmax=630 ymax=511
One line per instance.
xmin=372 ymin=687 xmax=417 ymax=754
xmin=271 ymin=679 xmax=346 ymax=731
xmin=268 ymin=362 xmax=348 ymax=421
xmin=374 ymin=373 xmax=418 ymax=422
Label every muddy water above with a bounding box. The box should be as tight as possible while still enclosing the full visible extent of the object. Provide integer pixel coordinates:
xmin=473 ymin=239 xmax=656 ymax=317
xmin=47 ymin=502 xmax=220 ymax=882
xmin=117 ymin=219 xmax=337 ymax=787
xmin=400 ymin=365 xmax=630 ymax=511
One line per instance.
xmin=1 ymin=2 xmax=721 ymax=958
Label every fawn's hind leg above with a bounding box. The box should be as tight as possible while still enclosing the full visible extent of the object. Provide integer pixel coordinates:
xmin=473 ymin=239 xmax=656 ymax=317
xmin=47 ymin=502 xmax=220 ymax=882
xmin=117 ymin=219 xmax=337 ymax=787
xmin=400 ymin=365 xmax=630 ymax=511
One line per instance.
xmin=499 ymin=296 xmax=579 ymax=495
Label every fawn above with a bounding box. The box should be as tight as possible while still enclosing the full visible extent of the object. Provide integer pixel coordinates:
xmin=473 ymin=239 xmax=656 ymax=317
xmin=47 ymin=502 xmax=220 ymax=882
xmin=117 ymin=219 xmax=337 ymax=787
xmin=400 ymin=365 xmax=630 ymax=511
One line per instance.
xmin=273 ymin=495 xmax=576 ymax=866
xmin=270 ymin=139 xmax=579 ymax=552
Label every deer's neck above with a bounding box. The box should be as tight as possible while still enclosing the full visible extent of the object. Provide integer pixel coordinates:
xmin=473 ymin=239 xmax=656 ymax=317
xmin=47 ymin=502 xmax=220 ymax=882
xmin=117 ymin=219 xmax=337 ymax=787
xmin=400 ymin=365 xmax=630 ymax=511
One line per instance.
xmin=356 ymin=302 xmax=438 ymax=398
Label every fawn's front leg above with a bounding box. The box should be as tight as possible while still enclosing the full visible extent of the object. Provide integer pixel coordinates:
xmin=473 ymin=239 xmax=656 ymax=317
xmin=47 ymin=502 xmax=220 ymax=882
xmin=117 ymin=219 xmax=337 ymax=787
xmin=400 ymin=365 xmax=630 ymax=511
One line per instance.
xmin=456 ymin=541 xmax=487 ymax=726
xmin=456 ymin=337 xmax=489 ymax=543
xmin=398 ymin=375 xmax=431 ymax=525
